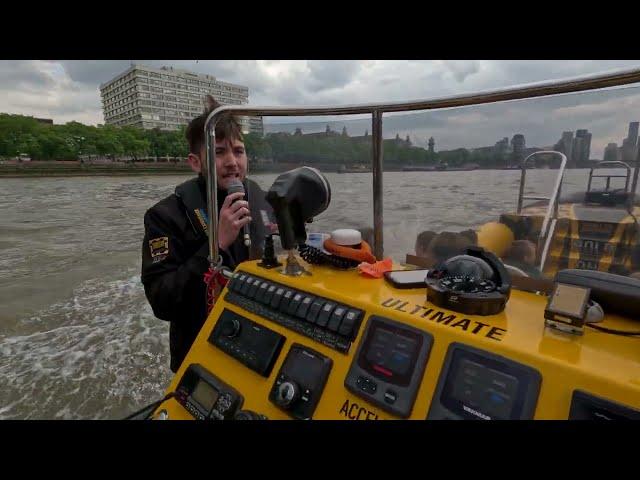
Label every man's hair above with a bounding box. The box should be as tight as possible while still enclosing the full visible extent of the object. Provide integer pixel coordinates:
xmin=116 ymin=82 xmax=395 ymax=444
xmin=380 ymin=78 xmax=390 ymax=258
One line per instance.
xmin=415 ymin=230 xmax=437 ymax=253
xmin=504 ymin=240 xmax=537 ymax=264
xmin=428 ymin=231 xmax=475 ymax=261
xmin=185 ymin=95 xmax=244 ymax=154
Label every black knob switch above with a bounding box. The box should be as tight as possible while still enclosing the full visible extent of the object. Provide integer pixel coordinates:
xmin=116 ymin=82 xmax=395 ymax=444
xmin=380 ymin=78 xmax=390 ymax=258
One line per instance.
xmin=275 ymin=381 xmax=300 ymax=408
xmin=234 ymin=410 xmax=268 ymax=420
xmin=221 ymin=318 xmax=241 ymax=338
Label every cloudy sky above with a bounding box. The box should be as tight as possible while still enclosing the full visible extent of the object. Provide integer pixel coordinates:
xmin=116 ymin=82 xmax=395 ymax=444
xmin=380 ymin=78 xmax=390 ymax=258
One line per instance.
xmin=2 ymin=60 xmax=640 ymax=157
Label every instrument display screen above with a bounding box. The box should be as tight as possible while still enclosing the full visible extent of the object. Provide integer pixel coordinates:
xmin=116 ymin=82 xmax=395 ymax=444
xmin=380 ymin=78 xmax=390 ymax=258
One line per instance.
xmin=286 ymin=348 xmax=325 ymax=381
xmin=191 ymin=379 xmax=219 ymax=412
xmin=547 ymin=283 xmax=590 ymax=317
xmin=358 ymin=321 xmax=423 ymax=387
xmin=447 ymin=358 xmax=519 ymax=419
xmin=428 ymin=344 xmax=541 ymax=420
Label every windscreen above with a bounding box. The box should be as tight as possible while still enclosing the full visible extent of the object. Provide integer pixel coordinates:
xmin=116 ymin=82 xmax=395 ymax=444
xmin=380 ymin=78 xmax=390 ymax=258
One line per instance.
xmin=252 ymin=85 xmax=640 ymax=285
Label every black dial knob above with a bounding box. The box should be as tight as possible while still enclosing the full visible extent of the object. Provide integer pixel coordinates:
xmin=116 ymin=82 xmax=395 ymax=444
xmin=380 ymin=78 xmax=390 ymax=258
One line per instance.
xmin=220 ymin=318 xmax=241 ymax=338
xmin=275 ymin=381 xmax=300 ymax=408
xmin=234 ymin=410 xmax=268 ymax=420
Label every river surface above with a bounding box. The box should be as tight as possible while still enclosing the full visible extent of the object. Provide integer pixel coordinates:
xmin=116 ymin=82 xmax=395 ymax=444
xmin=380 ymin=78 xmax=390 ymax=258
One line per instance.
xmin=0 ymin=169 xmax=593 ymax=419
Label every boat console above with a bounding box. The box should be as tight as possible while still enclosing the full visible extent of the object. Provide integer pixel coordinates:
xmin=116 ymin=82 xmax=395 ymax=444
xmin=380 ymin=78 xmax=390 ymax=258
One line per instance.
xmin=153 ymin=167 xmax=640 ymax=420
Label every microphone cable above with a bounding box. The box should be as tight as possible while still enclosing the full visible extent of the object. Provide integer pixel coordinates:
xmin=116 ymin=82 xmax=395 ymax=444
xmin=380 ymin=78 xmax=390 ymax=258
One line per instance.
xmin=298 ymin=243 xmax=360 ymax=269
xmin=122 ymin=392 xmax=177 ymax=420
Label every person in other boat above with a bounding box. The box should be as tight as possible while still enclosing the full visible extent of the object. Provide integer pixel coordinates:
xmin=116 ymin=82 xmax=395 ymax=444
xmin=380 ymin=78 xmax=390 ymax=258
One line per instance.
xmin=502 ymin=240 xmax=541 ymax=277
xmin=415 ymin=230 xmax=437 ymax=259
xmin=141 ymin=95 xmax=274 ymax=373
xmin=426 ymin=231 xmax=476 ymax=264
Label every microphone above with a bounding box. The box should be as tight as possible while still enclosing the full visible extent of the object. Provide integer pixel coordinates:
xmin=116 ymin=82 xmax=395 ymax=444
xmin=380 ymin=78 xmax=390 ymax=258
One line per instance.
xmin=227 ymin=178 xmax=251 ymax=248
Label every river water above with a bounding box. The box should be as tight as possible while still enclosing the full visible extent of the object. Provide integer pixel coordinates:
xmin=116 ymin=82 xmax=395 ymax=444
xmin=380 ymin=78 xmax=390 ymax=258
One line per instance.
xmin=0 ymin=169 xmax=593 ymax=419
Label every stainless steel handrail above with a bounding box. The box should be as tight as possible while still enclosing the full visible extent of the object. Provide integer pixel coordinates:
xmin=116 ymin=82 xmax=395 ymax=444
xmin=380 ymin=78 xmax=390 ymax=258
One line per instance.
xmin=518 ymin=153 xmax=550 ymax=214
xmin=204 ymin=66 xmax=640 ymax=270
xmin=539 ymin=218 xmax=558 ymax=272
xmin=516 ymin=151 xmax=568 ymax=271
xmin=587 ymin=160 xmax=632 ymax=192
xmin=630 ymin=149 xmax=640 ymax=210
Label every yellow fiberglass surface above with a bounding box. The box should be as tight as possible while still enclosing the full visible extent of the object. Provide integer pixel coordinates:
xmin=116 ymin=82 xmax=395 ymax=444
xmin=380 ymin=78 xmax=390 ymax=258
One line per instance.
xmin=155 ymin=259 xmax=640 ymax=420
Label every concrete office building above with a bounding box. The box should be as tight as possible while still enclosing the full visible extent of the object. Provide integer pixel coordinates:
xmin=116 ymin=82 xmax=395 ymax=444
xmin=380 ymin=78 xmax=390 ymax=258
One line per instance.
xmin=99 ymin=64 xmax=263 ymax=135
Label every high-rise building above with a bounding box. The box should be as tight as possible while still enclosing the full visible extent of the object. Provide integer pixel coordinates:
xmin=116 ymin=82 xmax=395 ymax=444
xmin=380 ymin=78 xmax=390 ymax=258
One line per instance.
xmin=628 ymin=122 xmax=639 ymax=146
xmin=627 ymin=122 xmax=640 ymax=145
xmin=428 ymin=137 xmax=435 ymax=154
xmin=494 ymin=137 xmax=511 ymax=156
xmin=554 ymin=131 xmax=574 ymax=165
xmin=511 ymin=134 xmax=525 ymax=163
xmin=572 ymin=129 xmax=592 ymax=166
xmin=604 ymin=142 xmax=619 ymax=162
xmin=621 ymin=121 xmax=639 ymax=162
xmin=99 ymin=64 xmax=263 ymax=135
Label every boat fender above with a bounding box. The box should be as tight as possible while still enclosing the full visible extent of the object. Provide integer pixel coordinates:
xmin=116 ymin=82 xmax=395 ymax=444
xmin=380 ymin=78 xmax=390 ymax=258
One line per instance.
xmin=476 ymin=222 xmax=515 ymax=258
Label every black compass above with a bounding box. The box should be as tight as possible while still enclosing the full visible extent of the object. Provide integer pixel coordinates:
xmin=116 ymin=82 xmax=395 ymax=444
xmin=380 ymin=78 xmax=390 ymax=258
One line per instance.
xmin=426 ymin=246 xmax=511 ymax=316
xmin=439 ymin=276 xmax=497 ymax=294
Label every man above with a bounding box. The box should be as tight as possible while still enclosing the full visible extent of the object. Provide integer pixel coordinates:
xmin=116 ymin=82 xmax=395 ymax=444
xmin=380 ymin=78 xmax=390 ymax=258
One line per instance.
xmin=426 ymin=231 xmax=476 ymax=264
xmin=141 ymin=96 xmax=274 ymax=373
xmin=414 ymin=230 xmax=437 ymax=259
xmin=502 ymin=239 xmax=541 ymax=277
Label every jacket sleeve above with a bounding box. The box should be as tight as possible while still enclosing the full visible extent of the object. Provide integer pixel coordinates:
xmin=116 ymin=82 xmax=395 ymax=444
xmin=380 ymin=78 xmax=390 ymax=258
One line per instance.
xmin=141 ymin=206 xmax=210 ymax=323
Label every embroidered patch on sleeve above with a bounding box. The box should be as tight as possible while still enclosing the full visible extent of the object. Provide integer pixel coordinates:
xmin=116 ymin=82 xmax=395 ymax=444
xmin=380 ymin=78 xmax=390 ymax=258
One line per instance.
xmin=194 ymin=208 xmax=209 ymax=234
xmin=149 ymin=236 xmax=169 ymax=261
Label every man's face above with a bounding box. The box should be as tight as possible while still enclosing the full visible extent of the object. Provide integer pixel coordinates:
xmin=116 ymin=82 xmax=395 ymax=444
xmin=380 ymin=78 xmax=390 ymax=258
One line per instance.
xmin=188 ymin=137 xmax=248 ymax=190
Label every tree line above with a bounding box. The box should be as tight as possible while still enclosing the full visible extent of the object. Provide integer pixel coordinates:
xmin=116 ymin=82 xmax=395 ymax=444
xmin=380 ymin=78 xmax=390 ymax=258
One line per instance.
xmin=244 ymin=131 xmax=439 ymax=166
xmin=246 ymin=131 xmax=526 ymax=168
xmin=1 ymin=113 xmax=531 ymax=168
xmin=0 ymin=114 xmax=188 ymax=160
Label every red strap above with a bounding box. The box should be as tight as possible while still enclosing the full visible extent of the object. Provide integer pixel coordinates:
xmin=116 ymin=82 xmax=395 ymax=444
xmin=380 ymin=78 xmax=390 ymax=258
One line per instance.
xmin=204 ymin=267 xmax=229 ymax=314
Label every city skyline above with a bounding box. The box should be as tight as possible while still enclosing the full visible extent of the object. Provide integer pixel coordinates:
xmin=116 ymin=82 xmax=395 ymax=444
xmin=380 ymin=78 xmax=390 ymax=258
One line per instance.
xmin=265 ymin=117 xmax=640 ymax=162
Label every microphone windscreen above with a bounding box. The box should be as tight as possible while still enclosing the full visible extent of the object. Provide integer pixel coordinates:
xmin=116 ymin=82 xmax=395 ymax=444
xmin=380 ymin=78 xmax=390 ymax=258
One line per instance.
xmin=226 ymin=178 xmax=245 ymax=196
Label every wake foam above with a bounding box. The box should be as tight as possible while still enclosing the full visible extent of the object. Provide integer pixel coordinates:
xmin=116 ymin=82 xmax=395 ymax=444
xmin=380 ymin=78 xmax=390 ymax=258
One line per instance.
xmin=0 ymin=269 xmax=173 ymax=419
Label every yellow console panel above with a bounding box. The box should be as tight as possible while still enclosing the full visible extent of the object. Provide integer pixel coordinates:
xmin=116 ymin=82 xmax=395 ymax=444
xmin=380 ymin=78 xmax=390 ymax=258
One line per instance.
xmin=156 ymin=260 xmax=640 ymax=420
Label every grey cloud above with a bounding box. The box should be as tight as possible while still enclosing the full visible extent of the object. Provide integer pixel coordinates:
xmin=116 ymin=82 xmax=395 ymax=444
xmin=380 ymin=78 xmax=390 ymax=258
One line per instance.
xmin=60 ymin=60 xmax=260 ymax=90
xmin=471 ymin=60 xmax=640 ymax=92
xmin=59 ymin=60 xmax=132 ymax=85
xmin=267 ymin=83 xmax=640 ymax=159
xmin=3 ymin=60 xmax=640 ymax=155
xmin=0 ymin=61 xmax=57 ymax=90
xmin=441 ymin=60 xmax=481 ymax=82
xmin=305 ymin=61 xmax=363 ymax=92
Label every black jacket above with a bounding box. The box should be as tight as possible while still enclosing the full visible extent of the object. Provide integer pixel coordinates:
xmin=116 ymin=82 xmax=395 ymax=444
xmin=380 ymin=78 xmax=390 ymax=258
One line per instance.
xmin=141 ymin=175 xmax=273 ymax=372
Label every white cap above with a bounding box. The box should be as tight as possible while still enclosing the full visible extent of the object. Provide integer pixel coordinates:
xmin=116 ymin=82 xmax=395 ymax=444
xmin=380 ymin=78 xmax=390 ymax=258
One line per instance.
xmin=330 ymin=229 xmax=362 ymax=246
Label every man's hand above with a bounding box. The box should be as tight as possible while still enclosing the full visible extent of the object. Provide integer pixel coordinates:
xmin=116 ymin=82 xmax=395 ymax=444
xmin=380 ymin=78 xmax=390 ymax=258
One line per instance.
xmin=218 ymin=192 xmax=251 ymax=250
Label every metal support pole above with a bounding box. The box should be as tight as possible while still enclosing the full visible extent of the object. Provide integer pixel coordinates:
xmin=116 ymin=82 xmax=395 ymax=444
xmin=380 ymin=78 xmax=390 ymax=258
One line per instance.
xmin=372 ymin=110 xmax=384 ymax=260
xmin=205 ymin=121 xmax=220 ymax=270
xmin=630 ymin=149 xmax=640 ymax=212
xmin=517 ymin=166 xmax=527 ymax=214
